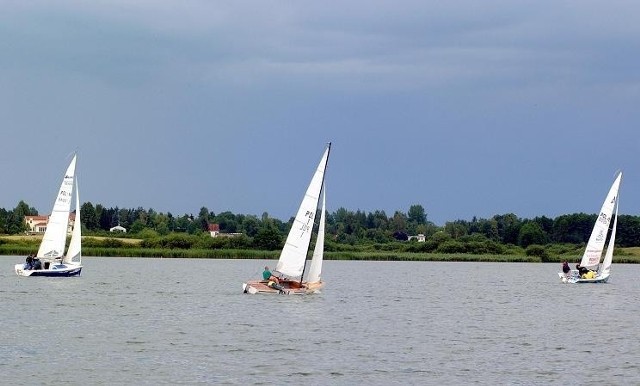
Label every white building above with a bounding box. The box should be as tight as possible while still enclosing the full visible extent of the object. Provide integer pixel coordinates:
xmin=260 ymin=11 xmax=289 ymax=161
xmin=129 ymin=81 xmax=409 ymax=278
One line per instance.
xmin=408 ymin=234 xmax=426 ymax=242
xmin=110 ymin=225 xmax=127 ymax=233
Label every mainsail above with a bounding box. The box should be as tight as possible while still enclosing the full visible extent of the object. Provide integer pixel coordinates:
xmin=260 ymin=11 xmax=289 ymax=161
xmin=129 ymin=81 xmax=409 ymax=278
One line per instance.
xmin=580 ymin=171 xmax=622 ymax=268
xmin=37 ymin=155 xmax=77 ymax=259
xmin=276 ymin=144 xmax=331 ymax=278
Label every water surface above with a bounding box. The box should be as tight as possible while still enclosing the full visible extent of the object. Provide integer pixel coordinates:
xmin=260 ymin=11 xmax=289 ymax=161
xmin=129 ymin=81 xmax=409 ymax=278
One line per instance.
xmin=2 ymin=257 xmax=639 ymax=385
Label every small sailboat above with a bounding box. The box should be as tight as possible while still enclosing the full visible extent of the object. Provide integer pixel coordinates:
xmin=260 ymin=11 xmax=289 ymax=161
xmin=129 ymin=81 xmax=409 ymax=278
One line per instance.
xmin=559 ymin=171 xmax=622 ymax=283
xmin=243 ymin=143 xmax=331 ymax=294
xmin=15 ymin=155 xmax=82 ymax=277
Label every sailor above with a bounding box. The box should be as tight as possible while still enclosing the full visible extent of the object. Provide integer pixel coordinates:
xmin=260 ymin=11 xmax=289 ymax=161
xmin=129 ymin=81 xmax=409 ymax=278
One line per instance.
xmin=576 ymin=264 xmax=589 ymax=277
xmin=262 ymin=266 xmax=280 ymax=285
xmin=562 ymin=261 xmax=570 ymax=274
xmin=24 ymin=255 xmax=34 ymax=270
xmin=32 ymin=257 xmax=42 ymax=270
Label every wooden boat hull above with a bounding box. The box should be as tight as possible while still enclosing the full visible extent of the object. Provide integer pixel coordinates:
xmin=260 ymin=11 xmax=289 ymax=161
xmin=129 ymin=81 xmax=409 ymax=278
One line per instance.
xmin=242 ymin=279 xmax=324 ymax=295
xmin=15 ymin=263 xmax=82 ymax=277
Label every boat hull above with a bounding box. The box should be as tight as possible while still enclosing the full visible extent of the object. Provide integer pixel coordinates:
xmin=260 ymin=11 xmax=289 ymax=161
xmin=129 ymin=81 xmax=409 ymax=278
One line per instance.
xmin=558 ymin=271 xmax=609 ymax=284
xmin=15 ymin=263 xmax=82 ymax=277
xmin=242 ymin=279 xmax=324 ymax=295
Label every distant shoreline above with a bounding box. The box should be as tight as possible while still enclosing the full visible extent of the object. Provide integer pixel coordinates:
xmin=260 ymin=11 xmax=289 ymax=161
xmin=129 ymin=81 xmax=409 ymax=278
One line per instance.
xmin=2 ymin=245 xmax=639 ymax=264
xmin=3 ymin=235 xmax=640 ymax=263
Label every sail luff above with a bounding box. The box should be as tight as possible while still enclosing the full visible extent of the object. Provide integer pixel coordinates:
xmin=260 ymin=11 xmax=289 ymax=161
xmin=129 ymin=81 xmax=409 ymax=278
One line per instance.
xmin=580 ymin=172 xmax=622 ymax=268
xmin=306 ymin=184 xmax=325 ymax=283
xmin=64 ymin=178 xmax=81 ymax=264
xmin=37 ymin=155 xmax=77 ymax=259
xmin=276 ymin=144 xmax=331 ymax=278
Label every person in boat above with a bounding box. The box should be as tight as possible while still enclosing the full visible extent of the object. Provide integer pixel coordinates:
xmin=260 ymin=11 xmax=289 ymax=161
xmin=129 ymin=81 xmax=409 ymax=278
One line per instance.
xmin=262 ymin=266 xmax=287 ymax=292
xmin=262 ymin=266 xmax=280 ymax=284
xmin=562 ymin=261 xmax=570 ymax=274
xmin=31 ymin=257 xmax=42 ymax=270
xmin=576 ymin=263 xmax=596 ymax=279
xmin=24 ymin=255 xmax=34 ymax=270
xmin=576 ymin=264 xmax=589 ymax=277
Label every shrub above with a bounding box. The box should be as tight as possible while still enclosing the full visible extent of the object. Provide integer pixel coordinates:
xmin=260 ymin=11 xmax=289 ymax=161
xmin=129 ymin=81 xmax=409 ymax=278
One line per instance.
xmin=525 ymin=244 xmax=549 ymax=261
xmin=404 ymin=240 xmax=437 ymax=253
xmin=436 ymin=241 xmax=466 ymax=254
xmin=161 ymin=233 xmax=198 ymax=249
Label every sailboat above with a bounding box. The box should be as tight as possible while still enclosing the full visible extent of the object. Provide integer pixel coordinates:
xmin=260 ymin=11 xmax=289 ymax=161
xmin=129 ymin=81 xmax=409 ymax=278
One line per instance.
xmin=15 ymin=155 xmax=83 ymax=277
xmin=559 ymin=171 xmax=622 ymax=283
xmin=243 ymin=143 xmax=331 ymax=294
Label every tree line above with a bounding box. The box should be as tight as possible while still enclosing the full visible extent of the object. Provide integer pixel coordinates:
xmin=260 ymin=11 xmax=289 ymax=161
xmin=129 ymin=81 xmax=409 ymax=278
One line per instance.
xmin=1 ymin=201 xmax=638 ymax=252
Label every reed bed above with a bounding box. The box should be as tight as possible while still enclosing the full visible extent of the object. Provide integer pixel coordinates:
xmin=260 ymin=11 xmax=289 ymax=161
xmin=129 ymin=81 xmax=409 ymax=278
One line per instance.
xmin=2 ymin=236 xmax=640 ymax=263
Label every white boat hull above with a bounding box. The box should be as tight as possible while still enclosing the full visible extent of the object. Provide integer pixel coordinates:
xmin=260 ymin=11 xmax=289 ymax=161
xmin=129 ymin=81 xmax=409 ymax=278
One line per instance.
xmin=15 ymin=263 xmax=82 ymax=277
xmin=558 ymin=271 xmax=609 ymax=284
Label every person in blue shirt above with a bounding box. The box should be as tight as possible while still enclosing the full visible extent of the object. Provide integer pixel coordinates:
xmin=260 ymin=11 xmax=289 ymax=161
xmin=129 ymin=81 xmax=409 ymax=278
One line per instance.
xmin=262 ymin=266 xmax=289 ymax=293
xmin=262 ymin=266 xmax=280 ymax=284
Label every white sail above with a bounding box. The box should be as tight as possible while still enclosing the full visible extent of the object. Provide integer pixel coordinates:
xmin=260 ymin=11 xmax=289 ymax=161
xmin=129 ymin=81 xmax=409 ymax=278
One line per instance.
xmin=599 ymin=198 xmax=618 ymax=277
xmin=276 ymin=144 xmax=331 ymax=278
xmin=64 ymin=178 xmax=81 ymax=264
xmin=580 ymin=171 xmax=622 ymax=268
xmin=306 ymin=184 xmax=325 ymax=283
xmin=37 ymin=155 xmax=77 ymax=259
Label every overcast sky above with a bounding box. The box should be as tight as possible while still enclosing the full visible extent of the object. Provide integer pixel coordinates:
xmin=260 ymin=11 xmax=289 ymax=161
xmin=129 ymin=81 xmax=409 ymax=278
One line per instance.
xmin=1 ymin=1 xmax=638 ymax=225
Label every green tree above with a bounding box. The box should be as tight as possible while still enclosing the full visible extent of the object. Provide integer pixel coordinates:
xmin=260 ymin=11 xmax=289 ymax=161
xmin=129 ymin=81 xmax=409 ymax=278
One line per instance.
xmin=407 ymin=204 xmax=427 ymax=225
xmin=174 ymin=214 xmax=192 ymax=232
xmin=129 ymin=220 xmax=146 ymax=234
xmin=80 ymin=202 xmax=99 ymax=230
xmin=14 ymin=200 xmax=37 ymax=218
xmin=389 ymin=211 xmax=408 ymax=233
xmin=366 ymin=210 xmax=388 ymax=230
xmin=253 ymin=223 xmax=283 ymax=250
xmin=6 ymin=201 xmax=36 ymax=234
xmin=197 ymin=206 xmax=210 ymax=232
xmin=494 ymin=213 xmax=522 ymax=244
xmin=0 ymin=208 xmax=8 ymax=233
xmin=241 ymin=215 xmax=260 ymax=237
xmin=518 ymin=222 xmax=546 ymax=247
xmin=444 ymin=220 xmax=468 ymax=239
xmin=215 ymin=211 xmax=238 ymax=233
xmin=479 ymin=219 xmax=500 ymax=241
xmin=153 ymin=213 xmax=171 ymax=235
xmin=617 ymin=215 xmax=640 ymax=247
xmin=552 ymin=213 xmax=595 ymax=244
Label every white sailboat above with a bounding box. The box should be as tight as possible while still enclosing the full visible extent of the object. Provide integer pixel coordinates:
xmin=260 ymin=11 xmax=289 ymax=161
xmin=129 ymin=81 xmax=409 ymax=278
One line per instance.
xmin=559 ymin=171 xmax=622 ymax=283
xmin=15 ymin=155 xmax=83 ymax=277
xmin=243 ymin=143 xmax=331 ymax=294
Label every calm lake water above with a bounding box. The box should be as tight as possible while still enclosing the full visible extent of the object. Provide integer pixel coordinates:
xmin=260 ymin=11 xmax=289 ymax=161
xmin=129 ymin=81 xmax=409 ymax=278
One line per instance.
xmin=1 ymin=256 xmax=639 ymax=385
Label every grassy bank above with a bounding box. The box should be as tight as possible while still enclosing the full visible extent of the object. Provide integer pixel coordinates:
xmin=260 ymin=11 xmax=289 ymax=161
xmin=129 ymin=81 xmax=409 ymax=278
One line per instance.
xmin=3 ymin=235 xmax=640 ymax=263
